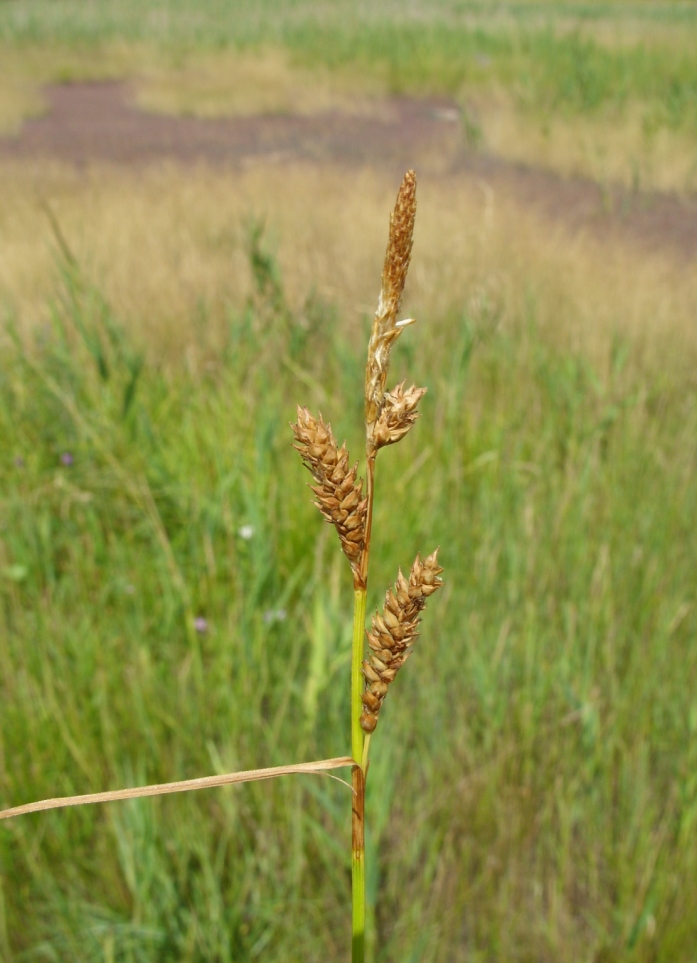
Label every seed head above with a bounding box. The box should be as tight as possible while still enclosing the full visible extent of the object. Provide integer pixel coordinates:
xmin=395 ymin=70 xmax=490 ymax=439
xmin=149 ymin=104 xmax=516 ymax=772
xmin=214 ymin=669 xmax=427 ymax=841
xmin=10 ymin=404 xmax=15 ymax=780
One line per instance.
xmin=373 ymin=381 xmax=427 ymax=449
xmin=360 ymin=549 xmax=444 ymax=734
xmin=291 ymin=407 xmax=367 ymax=577
xmin=366 ymin=170 xmax=417 ymax=427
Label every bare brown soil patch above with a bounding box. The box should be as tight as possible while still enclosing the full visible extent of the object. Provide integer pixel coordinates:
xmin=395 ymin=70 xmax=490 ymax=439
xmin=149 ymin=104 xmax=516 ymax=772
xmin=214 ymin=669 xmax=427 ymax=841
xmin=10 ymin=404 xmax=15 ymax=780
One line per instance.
xmin=1 ymin=81 xmax=696 ymax=262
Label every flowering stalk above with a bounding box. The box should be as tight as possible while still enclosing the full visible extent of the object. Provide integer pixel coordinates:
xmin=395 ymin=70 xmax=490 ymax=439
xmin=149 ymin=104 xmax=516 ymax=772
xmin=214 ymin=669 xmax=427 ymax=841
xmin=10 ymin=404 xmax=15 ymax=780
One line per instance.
xmin=293 ymin=170 xmax=442 ymax=963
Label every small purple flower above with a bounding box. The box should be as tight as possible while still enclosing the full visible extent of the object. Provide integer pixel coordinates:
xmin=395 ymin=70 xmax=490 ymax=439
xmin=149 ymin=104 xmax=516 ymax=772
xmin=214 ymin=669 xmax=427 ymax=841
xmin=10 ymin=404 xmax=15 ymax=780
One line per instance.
xmin=194 ymin=616 xmax=208 ymax=634
xmin=61 ymin=452 xmax=74 ymax=467
xmin=14 ymin=456 xmax=25 ymax=468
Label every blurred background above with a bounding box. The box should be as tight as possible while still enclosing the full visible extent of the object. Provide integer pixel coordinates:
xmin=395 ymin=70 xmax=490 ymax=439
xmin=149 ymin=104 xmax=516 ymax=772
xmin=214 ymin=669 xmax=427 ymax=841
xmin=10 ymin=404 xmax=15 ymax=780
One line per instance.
xmin=1 ymin=1 xmax=697 ymax=959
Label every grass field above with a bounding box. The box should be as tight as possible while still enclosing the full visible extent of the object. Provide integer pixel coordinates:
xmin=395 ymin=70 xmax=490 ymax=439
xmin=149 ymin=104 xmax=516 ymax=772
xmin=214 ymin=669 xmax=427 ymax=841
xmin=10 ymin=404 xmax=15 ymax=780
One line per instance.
xmin=2 ymin=2 xmax=697 ymax=961
xmin=2 ymin=162 xmax=697 ymax=960
xmin=2 ymin=0 xmax=697 ymax=190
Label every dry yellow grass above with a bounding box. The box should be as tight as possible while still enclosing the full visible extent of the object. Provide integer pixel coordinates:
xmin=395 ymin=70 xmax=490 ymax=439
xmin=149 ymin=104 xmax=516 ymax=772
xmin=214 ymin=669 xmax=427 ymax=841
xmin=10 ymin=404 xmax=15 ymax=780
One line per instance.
xmin=568 ymin=16 xmax=697 ymax=53
xmin=465 ymin=93 xmax=697 ymax=195
xmin=1 ymin=160 xmax=695 ymax=371
xmin=3 ymin=39 xmax=697 ymax=194
xmin=0 ymin=76 xmax=45 ymax=136
xmin=134 ymin=48 xmax=387 ymax=119
xmin=0 ymin=43 xmax=387 ymax=136
xmin=0 ymin=44 xmax=152 ymax=134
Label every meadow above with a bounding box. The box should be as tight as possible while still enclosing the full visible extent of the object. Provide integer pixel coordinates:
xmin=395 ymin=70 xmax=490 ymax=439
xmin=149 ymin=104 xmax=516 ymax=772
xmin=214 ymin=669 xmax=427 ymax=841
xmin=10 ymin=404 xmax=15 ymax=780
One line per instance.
xmin=2 ymin=2 xmax=697 ymax=961
xmin=3 ymin=0 xmax=697 ymax=189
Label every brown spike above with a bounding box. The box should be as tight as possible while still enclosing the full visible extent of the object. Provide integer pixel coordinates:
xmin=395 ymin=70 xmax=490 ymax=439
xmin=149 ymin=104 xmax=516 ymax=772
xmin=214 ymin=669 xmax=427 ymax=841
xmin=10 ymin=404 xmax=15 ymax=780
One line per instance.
xmin=291 ymin=408 xmax=367 ymax=577
xmin=359 ymin=549 xmax=443 ymax=734
xmin=365 ymin=171 xmax=418 ymax=427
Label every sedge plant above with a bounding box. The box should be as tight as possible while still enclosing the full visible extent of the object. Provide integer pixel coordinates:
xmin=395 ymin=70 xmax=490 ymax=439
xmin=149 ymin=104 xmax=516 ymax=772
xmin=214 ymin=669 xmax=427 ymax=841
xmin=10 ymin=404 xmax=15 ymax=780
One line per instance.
xmin=291 ymin=169 xmax=443 ymax=962
xmin=0 ymin=169 xmax=442 ymax=962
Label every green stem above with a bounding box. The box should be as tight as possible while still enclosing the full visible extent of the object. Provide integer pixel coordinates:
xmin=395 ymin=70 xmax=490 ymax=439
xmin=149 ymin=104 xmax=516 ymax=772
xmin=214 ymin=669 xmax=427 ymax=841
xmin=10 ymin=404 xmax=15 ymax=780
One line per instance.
xmin=351 ymin=587 xmax=367 ymax=963
xmin=352 ymin=766 xmax=366 ymax=963
xmin=351 ymin=649 xmax=375 ymax=963
xmin=352 ymin=438 xmax=375 ymax=963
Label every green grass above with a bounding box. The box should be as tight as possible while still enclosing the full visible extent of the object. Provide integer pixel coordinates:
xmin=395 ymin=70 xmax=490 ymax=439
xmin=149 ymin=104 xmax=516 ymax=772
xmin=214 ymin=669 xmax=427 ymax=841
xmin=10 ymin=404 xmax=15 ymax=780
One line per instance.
xmin=2 ymin=0 xmax=697 ymax=122
xmin=1 ymin=231 xmax=697 ymax=960
xmin=3 ymin=0 xmax=697 ymax=191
